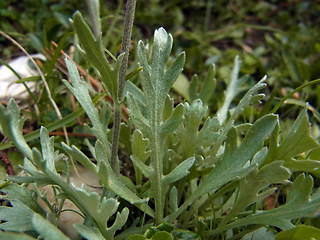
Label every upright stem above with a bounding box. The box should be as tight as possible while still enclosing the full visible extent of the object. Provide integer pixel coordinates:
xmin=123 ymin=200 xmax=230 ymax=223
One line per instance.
xmin=85 ymin=0 xmax=101 ymax=37
xmin=110 ymin=0 xmax=137 ymax=176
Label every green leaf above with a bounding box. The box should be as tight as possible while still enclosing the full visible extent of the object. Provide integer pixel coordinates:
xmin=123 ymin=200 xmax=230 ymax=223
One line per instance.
xmin=0 ymin=232 xmax=36 ymax=240
xmin=151 ymin=231 xmax=173 ymax=240
xmin=177 ymin=99 xmax=220 ymax=158
xmin=173 ymin=73 xmax=190 ymax=100
xmin=0 ymin=200 xmax=34 ymax=232
xmin=230 ymin=76 xmax=267 ymax=122
xmin=159 ymin=103 xmax=184 ymax=138
xmin=276 ymin=109 xmax=319 ymax=160
xmin=0 ymin=100 xmax=32 ymax=159
xmin=169 ymin=186 xmax=178 ymax=212
xmin=64 ymin=57 xmax=110 ymax=148
xmin=73 ymin=224 xmax=104 ymax=240
xmin=167 ymin=114 xmax=278 ymax=221
xmin=241 ymin=227 xmax=275 ymax=240
xmin=284 ymin=158 xmax=320 ymax=172
xmin=0 ymin=182 xmax=45 ymax=215
xmin=126 ymin=235 xmax=146 ymax=240
xmin=96 ymin=141 xmax=154 ymax=217
xmin=275 ymin=225 xmax=320 ymax=240
xmin=39 ymin=127 xmax=58 ymax=175
xmin=220 ymin=161 xmax=291 ymax=226
xmin=162 ymin=157 xmax=195 ymax=184
xmin=171 ymin=229 xmax=201 ymax=240
xmin=189 ymin=64 xmax=216 ymax=104
xmin=72 ymin=11 xmax=121 ymax=100
xmin=61 ymin=143 xmax=98 ymax=174
xmin=32 ymin=213 xmax=69 ymax=240
xmin=208 ymin=174 xmax=320 ymax=236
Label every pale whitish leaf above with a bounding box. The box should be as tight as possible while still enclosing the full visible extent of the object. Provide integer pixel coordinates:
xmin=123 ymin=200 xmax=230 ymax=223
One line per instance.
xmin=0 ymin=100 xmax=32 ymax=159
xmin=32 ymin=213 xmax=69 ymax=240
xmin=163 ymin=53 xmax=186 ymax=96
xmin=277 ymin=109 xmax=319 ymax=160
xmin=220 ymin=161 xmax=291 ymax=226
xmin=162 ymin=157 xmax=195 ymax=184
xmin=72 ymin=11 xmax=121 ymax=100
xmin=167 ymin=114 xmax=278 ymax=221
xmin=98 ymin=160 xmax=154 ymax=217
xmin=64 ymin=57 xmax=109 ymax=147
xmin=132 ymin=28 xmax=185 ymax=134
xmin=163 ymin=95 xmax=174 ymax=121
xmin=208 ymin=174 xmax=320 ymax=236
xmin=241 ymin=227 xmax=275 ymax=240
xmin=217 ymin=56 xmax=248 ymax=124
xmin=73 ymin=224 xmax=104 ymax=240
xmin=0 ymin=200 xmax=34 ymax=232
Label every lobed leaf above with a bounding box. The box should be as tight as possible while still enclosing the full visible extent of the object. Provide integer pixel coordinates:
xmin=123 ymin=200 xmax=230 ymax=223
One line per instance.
xmin=0 ymin=200 xmax=34 ymax=232
xmin=0 ymin=100 xmax=32 ymax=159
xmin=64 ymin=57 xmax=110 ymax=148
xmin=277 ymin=109 xmax=319 ymax=160
xmin=220 ymin=161 xmax=291 ymax=226
xmin=208 ymin=174 xmax=320 ymax=236
xmin=166 ymin=114 xmax=278 ymax=221
xmin=32 ymin=213 xmax=69 ymax=240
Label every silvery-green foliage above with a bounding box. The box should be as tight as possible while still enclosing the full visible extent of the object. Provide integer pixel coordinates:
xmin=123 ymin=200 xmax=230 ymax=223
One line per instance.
xmin=0 ymin=101 xmax=128 ymax=240
xmin=127 ymin=27 xmax=195 ymax=224
xmin=1 ymin=13 xmax=320 ymax=239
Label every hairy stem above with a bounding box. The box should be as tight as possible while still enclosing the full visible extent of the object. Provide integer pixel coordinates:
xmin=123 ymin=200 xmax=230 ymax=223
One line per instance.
xmin=110 ymin=0 xmax=137 ymax=176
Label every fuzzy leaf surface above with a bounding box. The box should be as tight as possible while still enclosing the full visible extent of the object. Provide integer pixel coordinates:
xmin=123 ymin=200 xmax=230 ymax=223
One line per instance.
xmin=96 ymin=141 xmax=154 ymax=217
xmin=32 ymin=213 xmax=69 ymax=240
xmin=73 ymin=224 xmax=104 ymax=240
xmin=167 ymin=114 xmax=278 ymax=221
xmin=64 ymin=57 xmax=109 ymax=147
xmin=0 ymin=182 xmax=45 ymax=215
xmin=220 ymin=161 xmax=291 ymax=225
xmin=0 ymin=100 xmax=32 ymax=159
xmin=0 ymin=200 xmax=34 ymax=232
xmin=209 ymin=174 xmax=320 ymax=236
